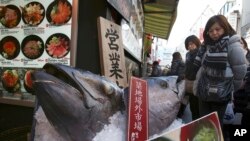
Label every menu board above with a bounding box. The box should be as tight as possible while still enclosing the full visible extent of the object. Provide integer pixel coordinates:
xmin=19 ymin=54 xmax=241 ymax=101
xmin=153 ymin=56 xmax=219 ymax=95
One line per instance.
xmin=0 ymin=0 xmax=73 ymax=100
xmin=0 ymin=0 xmax=72 ymax=68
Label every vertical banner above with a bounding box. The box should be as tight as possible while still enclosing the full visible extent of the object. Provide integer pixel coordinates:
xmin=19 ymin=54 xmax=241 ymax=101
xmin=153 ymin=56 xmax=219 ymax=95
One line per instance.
xmin=97 ymin=16 xmax=128 ymax=88
xmin=127 ymin=76 xmax=148 ymax=141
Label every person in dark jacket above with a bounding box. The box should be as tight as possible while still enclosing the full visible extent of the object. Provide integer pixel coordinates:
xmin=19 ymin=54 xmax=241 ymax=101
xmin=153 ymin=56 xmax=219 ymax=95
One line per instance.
xmin=150 ymin=61 xmax=162 ymax=77
xmin=183 ymin=35 xmax=201 ymax=120
xmin=241 ymin=36 xmax=250 ymax=62
xmin=226 ymin=37 xmax=250 ymax=140
xmin=232 ymin=37 xmax=250 ymax=132
xmin=167 ymin=51 xmax=185 ymax=82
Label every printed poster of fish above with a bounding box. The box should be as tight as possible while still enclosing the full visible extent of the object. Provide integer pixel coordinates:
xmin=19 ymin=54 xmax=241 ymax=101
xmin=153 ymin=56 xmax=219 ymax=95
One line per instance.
xmin=0 ymin=0 xmax=74 ymax=68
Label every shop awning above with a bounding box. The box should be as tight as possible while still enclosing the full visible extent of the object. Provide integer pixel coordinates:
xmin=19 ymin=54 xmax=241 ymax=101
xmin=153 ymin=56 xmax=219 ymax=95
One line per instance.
xmin=143 ymin=0 xmax=179 ymax=39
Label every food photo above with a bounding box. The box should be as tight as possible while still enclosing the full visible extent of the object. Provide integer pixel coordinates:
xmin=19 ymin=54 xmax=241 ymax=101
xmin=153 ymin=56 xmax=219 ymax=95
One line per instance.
xmin=21 ymin=1 xmax=45 ymax=26
xmin=0 ymin=5 xmax=21 ymax=28
xmin=180 ymin=116 xmax=222 ymax=141
xmin=45 ymin=33 xmax=70 ymax=58
xmin=46 ymin=0 xmax=72 ymax=25
xmin=23 ymin=69 xmax=34 ymax=93
xmin=1 ymin=69 xmax=21 ymax=93
xmin=21 ymin=35 xmax=44 ymax=60
xmin=0 ymin=36 xmax=20 ymax=60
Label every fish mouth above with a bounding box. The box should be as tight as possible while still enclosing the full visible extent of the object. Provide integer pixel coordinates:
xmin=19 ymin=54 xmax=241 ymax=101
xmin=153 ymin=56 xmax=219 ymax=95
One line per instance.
xmin=32 ymin=63 xmax=124 ymax=140
xmin=32 ymin=63 xmax=124 ymax=114
xmin=32 ymin=63 xmax=124 ymax=110
xmin=32 ymin=70 xmax=89 ymax=117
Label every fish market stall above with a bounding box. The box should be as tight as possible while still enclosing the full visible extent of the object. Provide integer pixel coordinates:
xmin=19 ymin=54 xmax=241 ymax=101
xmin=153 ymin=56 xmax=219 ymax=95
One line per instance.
xmin=31 ymin=63 xmax=185 ymax=141
xmin=29 ymin=0 xmax=183 ymax=140
xmin=1 ymin=0 xmax=183 ymax=140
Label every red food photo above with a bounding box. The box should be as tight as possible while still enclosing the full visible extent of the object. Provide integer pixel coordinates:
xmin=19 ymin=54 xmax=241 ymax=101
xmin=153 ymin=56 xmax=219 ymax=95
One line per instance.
xmin=1 ymin=69 xmax=21 ymax=93
xmin=0 ymin=36 xmax=20 ymax=60
xmin=0 ymin=5 xmax=21 ymax=28
xmin=3 ymin=41 xmax=16 ymax=56
xmin=21 ymin=2 xmax=45 ymax=26
xmin=46 ymin=33 xmax=70 ymax=58
xmin=24 ymin=70 xmax=34 ymax=93
xmin=21 ymin=35 xmax=44 ymax=59
xmin=180 ymin=114 xmax=222 ymax=141
xmin=46 ymin=0 xmax=72 ymax=25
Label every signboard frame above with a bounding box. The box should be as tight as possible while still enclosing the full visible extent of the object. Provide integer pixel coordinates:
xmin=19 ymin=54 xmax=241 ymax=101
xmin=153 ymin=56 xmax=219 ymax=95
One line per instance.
xmin=97 ymin=16 xmax=128 ymax=88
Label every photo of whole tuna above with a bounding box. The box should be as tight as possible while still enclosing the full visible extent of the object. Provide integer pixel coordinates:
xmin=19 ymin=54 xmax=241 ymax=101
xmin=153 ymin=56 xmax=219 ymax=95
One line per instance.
xmin=31 ymin=63 xmax=185 ymax=141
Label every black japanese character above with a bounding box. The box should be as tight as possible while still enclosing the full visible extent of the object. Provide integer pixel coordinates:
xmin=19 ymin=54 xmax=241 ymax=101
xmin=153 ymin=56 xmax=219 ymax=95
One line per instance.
xmin=109 ymin=52 xmax=123 ymax=79
xmin=105 ymin=28 xmax=119 ymax=51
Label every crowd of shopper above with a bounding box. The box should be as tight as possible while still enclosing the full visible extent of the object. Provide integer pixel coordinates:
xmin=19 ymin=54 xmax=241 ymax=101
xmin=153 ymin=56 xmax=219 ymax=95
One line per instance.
xmin=149 ymin=14 xmax=249 ymax=141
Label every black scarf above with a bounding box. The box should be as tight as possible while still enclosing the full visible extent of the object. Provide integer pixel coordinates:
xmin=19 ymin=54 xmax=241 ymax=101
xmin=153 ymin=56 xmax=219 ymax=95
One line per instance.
xmin=194 ymin=36 xmax=230 ymax=77
xmin=204 ymin=36 xmax=229 ymax=69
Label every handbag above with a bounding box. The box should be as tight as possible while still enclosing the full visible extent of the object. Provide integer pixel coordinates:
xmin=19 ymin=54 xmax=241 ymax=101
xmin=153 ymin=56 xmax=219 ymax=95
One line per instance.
xmin=185 ymin=79 xmax=194 ymax=93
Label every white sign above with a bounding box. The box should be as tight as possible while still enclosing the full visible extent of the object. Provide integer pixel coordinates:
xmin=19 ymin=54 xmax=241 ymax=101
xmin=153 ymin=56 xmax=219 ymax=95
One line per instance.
xmin=228 ymin=13 xmax=238 ymax=31
xmin=121 ymin=21 xmax=142 ymax=62
xmin=0 ymin=0 xmax=73 ymax=68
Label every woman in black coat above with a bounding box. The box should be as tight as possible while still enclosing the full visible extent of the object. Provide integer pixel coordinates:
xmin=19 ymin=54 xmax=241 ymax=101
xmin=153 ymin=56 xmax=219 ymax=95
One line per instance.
xmin=167 ymin=51 xmax=185 ymax=82
xmin=184 ymin=35 xmax=201 ymax=120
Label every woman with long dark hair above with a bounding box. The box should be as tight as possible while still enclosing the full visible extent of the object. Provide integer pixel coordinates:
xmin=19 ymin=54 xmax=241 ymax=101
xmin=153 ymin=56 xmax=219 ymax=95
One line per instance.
xmin=191 ymin=15 xmax=247 ymax=139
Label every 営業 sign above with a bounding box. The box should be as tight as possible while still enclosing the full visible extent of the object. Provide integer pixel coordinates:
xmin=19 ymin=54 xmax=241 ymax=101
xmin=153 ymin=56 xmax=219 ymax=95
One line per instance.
xmin=97 ymin=17 xmax=128 ymax=88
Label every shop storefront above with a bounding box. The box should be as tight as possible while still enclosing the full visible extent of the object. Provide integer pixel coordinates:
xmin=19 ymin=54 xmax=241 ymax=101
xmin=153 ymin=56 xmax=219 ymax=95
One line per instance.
xmin=0 ymin=0 xmax=143 ymax=140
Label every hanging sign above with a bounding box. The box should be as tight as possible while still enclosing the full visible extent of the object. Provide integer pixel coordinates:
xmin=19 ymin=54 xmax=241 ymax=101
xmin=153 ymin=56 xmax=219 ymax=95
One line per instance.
xmin=127 ymin=76 xmax=148 ymax=141
xmin=97 ymin=16 xmax=128 ymax=88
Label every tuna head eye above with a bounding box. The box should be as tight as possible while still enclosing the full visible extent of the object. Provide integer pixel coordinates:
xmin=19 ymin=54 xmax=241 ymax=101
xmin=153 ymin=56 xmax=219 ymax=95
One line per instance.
xmin=103 ymin=82 xmax=115 ymax=95
xmin=160 ymin=81 xmax=168 ymax=89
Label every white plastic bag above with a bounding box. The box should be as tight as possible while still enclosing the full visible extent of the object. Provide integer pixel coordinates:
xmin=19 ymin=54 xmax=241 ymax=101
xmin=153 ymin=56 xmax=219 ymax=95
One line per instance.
xmin=223 ymin=102 xmax=235 ymax=124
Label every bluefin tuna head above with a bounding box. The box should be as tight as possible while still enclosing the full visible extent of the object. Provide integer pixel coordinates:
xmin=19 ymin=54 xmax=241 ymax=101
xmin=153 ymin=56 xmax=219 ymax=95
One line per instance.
xmin=32 ymin=63 xmax=124 ymax=141
xmin=143 ymin=76 xmax=183 ymax=136
xmin=32 ymin=63 xmax=185 ymax=141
